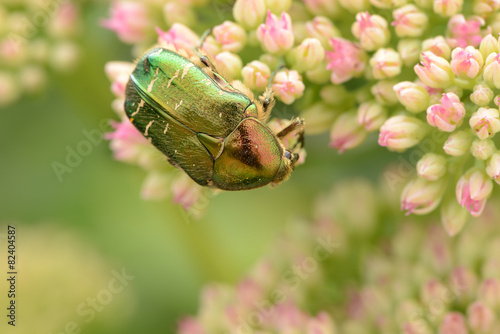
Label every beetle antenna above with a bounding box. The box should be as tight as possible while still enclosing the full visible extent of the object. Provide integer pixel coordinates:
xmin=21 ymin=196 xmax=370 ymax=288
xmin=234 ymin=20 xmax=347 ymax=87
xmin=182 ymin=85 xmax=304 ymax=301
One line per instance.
xmin=198 ymin=28 xmax=213 ymax=49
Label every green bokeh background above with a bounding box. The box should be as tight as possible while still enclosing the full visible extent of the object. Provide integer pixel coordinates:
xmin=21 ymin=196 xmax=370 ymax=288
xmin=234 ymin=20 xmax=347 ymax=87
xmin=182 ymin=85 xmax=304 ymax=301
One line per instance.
xmin=0 ymin=2 xmax=398 ymax=333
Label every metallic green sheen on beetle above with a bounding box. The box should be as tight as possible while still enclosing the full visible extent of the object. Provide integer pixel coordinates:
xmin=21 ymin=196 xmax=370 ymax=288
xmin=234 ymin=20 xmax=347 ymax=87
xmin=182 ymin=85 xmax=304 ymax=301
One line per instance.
xmin=124 ymin=47 xmax=303 ymax=190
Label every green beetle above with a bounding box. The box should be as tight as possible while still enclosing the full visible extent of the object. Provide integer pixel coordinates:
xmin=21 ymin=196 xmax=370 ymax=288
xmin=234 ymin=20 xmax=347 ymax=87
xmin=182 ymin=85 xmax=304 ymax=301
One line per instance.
xmin=124 ymin=47 xmax=304 ymax=190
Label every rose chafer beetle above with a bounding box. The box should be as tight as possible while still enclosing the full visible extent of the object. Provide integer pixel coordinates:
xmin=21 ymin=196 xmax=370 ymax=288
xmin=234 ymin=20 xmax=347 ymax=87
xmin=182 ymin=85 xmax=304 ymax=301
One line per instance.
xmin=124 ymin=42 xmax=304 ymax=191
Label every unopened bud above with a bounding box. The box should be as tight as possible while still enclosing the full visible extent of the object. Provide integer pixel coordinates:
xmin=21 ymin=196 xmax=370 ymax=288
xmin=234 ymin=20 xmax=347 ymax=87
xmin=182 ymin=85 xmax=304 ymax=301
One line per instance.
xmin=469 ymin=107 xmax=500 ymax=140
xmin=393 ymin=81 xmax=430 ymax=113
xmin=470 ymin=83 xmax=494 ymax=106
xmin=233 ymin=0 xmax=266 ymax=30
xmin=330 ymin=112 xmax=368 ymax=153
xmin=352 ymin=12 xmax=390 ymax=51
xmin=417 ymin=153 xmax=447 ymax=181
xmin=370 ymin=48 xmax=402 ymax=79
xmin=470 ymin=138 xmax=496 ymax=160
xmin=443 ymin=130 xmax=473 ymax=156
xmin=392 ymin=5 xmax=428 ymax=38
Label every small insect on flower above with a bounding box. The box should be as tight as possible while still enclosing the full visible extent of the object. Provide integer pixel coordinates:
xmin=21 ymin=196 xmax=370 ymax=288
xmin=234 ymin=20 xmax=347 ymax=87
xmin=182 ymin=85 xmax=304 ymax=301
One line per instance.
xmin=124 ymin=32 xmax=304 ymax=190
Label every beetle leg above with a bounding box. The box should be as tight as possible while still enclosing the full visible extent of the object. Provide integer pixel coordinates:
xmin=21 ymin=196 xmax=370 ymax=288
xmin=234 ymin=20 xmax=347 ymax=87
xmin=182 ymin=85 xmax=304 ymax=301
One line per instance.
xmin=276 ymin=118 xmax=305 ymax=149
xmin=258 ymin=65 xmax=286 ymax=120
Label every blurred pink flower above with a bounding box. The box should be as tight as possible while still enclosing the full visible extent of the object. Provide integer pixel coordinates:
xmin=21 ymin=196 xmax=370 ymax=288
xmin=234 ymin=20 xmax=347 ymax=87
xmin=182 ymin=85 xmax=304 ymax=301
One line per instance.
xmin=156 ymin=23 xmax=199 ymax=54
xmin=271 ymin=69 xmax=305 ymax=104
xmin=256 ymin=10 xmax=294 ymax=54
xmin=447 ymin=15 xmax=487 ymax=48
xmin=101 ymin=2 xmax=150 ymax=44
xmin=426 ymin=92 xmax=466 ymax=132
xmin=325 ymin=38 xmax=367 ymax=84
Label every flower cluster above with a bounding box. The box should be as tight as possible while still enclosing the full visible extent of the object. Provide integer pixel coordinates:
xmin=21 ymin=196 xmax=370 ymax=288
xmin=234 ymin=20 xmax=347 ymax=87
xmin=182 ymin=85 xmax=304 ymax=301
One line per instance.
xmin=176 ymin=179 xmax=500 ymax=333
xmin=103 ymin=0 xmax=500 ymax=229
xmin=0 ymin=1 xmax=81 ymax=106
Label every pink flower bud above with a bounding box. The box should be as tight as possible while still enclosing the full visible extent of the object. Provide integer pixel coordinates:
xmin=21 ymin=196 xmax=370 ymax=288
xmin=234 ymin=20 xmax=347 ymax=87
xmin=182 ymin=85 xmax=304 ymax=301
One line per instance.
xmin=357 ymin=100 xmax=387 ymax=131
xmin=473 ymin=0 xmax=500 ymax=16
xmin=469 ymin=107 xmax=500 ymax=139
xmin=470 ymin=83 xmax=494 ymax=106
xmin=171 ymin=174 xmax=204 ymax=211
xmin=302 ymin=0 xmax=344 ymax=18
xmin=271 ymin=69 xmax=305 ymax=104
xmin=156 ymin=24 xmax=199 ymax=54
xmin=439 ymin=313 xmax=468 ymax=334
xmin=470 ymin=138 xmax=496 ymax=160
xmin=479 ymin=34 xmax=499 ymax=59
xmin=330 ymin=112 xmax=368 ymax=153
xmin=392 ymin=5 xmax=429 ymax=38
xmin=450 ymin=46 xmax=484 ymax=79
xmin=378 ymin=115 xmax=427 ymax=152
xmin=478 ymin=278 xmax=500 ymax=308
xmin=414 ymin=51 xmax=454 ymax=88
xmin=433 ymin=0 xmax=463 ymax=17
xmin=105 ymin=61 xmax=134 ymax=99
xmin=441 ymin=197 xmax=468 ymax=236
xmin=288 ymin=38 xmax=325 ymax=72
xmin=422 ymin=36 xmax=452 ymax=59
xmin=483 ymin=53 xmax=500 ymax=88
xmin=101 ymin=2 xmax=150 ymax=44
xmin=352 ymin=12 xmax=390 ymax=51
xmin=326 ymin=38 xmax=367 ymax=84
xmin=426 ymin=92 xmax=466 ymax=132
xmin=305 ymin=16 xmax=340 ymax=48
xmin=394 ymin=81 xmax=430 ymax=113
xmin=241 ymin=60 xmax=271 ymax=91
xmin=468 ymin=301 xmax=494 ymax=332
xmin=417 ymin=153 xmax=447 ymax=181
xmin=214 ymin=52 xmax=243 ymax=80
xmin=256 ymin=11 xmax=294 ymax=54
xmin=456 ymin=167 xmax=493 ymax=216
xmin=212 ymin=21 xmax=247 ymax=53
xmin=141 ymin=172 xmax=170 ymax=201
xmin=398 ymin=39 xmax=421 ymax=66
xmin=447 ymin=14 xmax=486 ymax=48
xmin=370 ymin=48 xmax=402 ymax=79
xmin=163 ymin=2 xmax=195 ymax=27
xmin=443 ymin=130 xmax=473 ymax=156
xmin=486 ymin=152 xmax=500 ymax=183
xmin=233 ymin=0 xmax=266 ymax=29
xmin=371 ymin=80 xmax=399 ymax=105
xmin=401 ymin=177 xmax=445 ymax=215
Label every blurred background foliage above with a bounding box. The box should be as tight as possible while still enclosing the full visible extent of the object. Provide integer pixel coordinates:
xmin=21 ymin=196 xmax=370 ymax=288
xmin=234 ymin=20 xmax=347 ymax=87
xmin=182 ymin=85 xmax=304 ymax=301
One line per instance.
xmin=0 ymin=1 xmax=403 ymax=333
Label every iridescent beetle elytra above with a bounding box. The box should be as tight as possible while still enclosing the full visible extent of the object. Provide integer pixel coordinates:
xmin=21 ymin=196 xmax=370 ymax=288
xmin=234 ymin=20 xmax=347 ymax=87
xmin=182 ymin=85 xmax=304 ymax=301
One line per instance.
xmin=124 ymin=35 xmax=304 ymax=191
